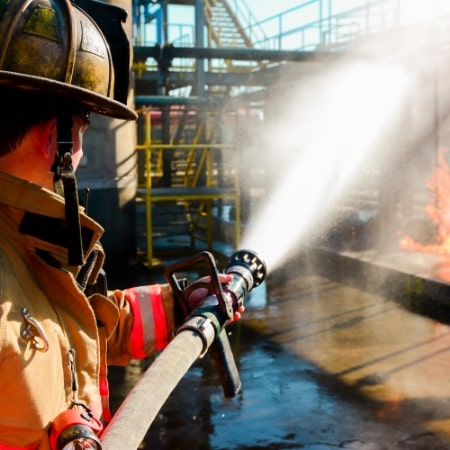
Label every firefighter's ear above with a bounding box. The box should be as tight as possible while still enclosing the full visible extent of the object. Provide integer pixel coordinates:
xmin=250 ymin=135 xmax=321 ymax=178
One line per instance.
xmin=36 ymin=118 xmax=57 ymax=160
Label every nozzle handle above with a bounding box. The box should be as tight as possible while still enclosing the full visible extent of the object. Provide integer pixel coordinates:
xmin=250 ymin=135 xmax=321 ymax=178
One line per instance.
xmin=164 ymin=251 xmax=234 ymax=320
xmin=164 ymin=251 xmax=241 ymax=399
xmin=212 ymin=330 xmax=242 ymax=399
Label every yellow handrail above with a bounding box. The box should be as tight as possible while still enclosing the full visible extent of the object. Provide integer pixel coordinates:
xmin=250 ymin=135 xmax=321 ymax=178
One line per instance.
xmin=135 ymin=109 xmax=240 ymax=265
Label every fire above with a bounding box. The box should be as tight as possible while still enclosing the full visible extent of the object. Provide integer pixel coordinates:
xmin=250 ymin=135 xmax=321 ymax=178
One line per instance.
xmin=399 ymin=147 xmax=450 ymax=254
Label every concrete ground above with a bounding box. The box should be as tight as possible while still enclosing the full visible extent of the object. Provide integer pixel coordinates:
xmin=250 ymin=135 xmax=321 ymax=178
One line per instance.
xmin=108 ymin=246 xmax=450 ymax=449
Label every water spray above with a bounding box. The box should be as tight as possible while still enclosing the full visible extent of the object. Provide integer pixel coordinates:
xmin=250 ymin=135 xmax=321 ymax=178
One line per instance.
xmin=240 ymin=59 xmax=411 ymax=271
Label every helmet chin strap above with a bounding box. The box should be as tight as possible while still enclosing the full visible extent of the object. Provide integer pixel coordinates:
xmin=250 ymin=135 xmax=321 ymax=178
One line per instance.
xmin=53 ymin=112 xmax=84 ymax=266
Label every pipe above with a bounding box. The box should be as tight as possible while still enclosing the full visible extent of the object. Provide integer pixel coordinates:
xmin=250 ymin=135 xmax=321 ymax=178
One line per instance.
xmin=134 ymin=45 xmax=338 ymax=62
xmin=101 ymin=317 xmax=216 ymax=449
xmin=134 ymin=95 xmax=220 ymax=106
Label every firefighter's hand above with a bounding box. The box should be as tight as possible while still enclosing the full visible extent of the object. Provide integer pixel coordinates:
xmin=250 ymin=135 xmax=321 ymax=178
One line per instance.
xmin=187 ymin=273 xmax=244 ymax=322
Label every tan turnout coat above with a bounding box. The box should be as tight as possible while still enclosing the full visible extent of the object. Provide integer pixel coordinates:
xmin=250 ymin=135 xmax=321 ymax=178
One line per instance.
xmin=0 ymin=172 xmax=173 ymax=449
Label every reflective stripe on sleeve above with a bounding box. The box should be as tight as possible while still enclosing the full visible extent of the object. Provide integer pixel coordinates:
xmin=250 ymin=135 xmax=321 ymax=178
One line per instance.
xmin=126 ymin=285 xmax=168 ymax=358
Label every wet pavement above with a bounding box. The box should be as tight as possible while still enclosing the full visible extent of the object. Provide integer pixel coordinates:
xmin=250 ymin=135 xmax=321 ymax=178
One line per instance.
xmin=108 ymin=247 xmax=450 ymax=449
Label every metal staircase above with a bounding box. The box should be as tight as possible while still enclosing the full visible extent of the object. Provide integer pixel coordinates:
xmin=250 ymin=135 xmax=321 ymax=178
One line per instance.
xmin=205 ymin=0 xmax=254 ymax=48
xmin=204 ymin=0 xmax=265 ymax=73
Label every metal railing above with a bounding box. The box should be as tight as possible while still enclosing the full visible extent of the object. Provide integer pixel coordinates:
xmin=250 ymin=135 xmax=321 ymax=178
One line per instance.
xmin=133 ymin=0 xmax=398 ymax=50
xmin=133 ymin=0 xmax=450 ymax=51
xmin=135 ymin=109 xmax=241 ymax=264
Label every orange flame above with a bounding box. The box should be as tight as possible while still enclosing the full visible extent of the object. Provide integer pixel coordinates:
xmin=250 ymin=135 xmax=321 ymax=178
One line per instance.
xmin=399 ymin=147 xmax=450 ymax=254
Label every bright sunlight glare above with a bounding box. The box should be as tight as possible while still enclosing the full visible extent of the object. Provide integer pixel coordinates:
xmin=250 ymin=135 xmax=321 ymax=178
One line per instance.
xmin=241 ymin=61 xmax=410 ymax=271
xmin=398 ymin=0 xmax=450 ymax=26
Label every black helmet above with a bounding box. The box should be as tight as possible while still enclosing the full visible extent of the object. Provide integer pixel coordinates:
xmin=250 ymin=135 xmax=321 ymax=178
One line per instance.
xmin=0 ymin=0 xmax=137 ymax=120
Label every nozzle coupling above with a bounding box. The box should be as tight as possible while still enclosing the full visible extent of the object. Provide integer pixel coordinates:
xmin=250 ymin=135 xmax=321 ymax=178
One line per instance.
xmin=223 ymin=249 xmax=267 ymax=312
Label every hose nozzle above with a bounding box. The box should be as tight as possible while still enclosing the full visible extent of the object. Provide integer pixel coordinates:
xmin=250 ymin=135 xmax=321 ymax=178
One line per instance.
xmin=165 ymin=249 xmax=267 ymax=399
xmin=223 ymin=249 xmax=267 ymax=312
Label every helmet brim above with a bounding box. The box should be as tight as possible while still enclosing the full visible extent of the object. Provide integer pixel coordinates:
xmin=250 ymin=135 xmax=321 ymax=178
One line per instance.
xmin=0 ymin=71 xmax=137 ymax=121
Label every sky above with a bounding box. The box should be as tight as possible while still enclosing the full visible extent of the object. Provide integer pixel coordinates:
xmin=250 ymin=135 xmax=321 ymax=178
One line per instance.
xmin=241 ymin=0 xmax=304 ymax=21
xmin=246 ymin=0 xmax=450 ymax=25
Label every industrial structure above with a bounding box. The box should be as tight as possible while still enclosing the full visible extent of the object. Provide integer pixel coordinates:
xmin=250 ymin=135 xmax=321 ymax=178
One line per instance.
xmin=78 ymin=0 xmax=450 ymax=269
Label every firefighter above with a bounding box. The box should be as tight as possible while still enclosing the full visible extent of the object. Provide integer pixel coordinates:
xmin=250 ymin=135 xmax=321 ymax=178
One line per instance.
xmin=0 ymin=0 xmax=241 ymax=448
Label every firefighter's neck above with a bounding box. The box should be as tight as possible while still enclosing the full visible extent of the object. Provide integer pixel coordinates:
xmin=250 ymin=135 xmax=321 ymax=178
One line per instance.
xmin=0 ymin=118 xmax=57 ymax=191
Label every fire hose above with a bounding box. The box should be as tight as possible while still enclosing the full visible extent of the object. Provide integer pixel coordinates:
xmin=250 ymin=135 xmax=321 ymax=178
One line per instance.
xmin=100 ymin=249 xmax=267 ymax=450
